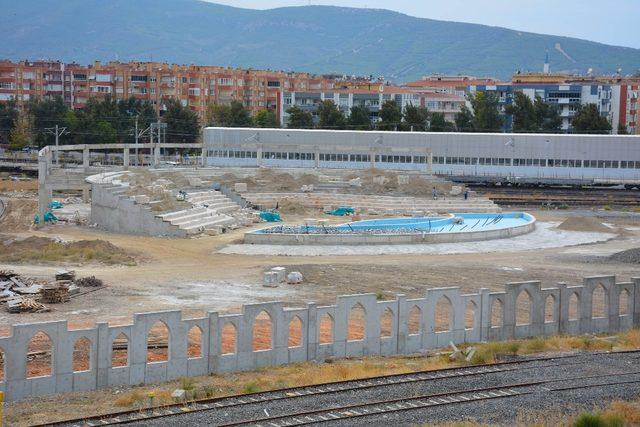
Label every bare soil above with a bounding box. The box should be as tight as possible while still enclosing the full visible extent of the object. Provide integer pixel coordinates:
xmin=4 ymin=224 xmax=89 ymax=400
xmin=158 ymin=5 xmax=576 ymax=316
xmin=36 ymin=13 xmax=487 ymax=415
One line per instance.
xmin=557 ymin=216 xmax=612 ymax=233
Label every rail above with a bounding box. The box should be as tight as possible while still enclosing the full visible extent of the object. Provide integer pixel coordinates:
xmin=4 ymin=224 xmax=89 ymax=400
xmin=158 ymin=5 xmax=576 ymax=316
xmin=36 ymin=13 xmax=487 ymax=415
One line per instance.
xmin=43 ymin=350 xmax=640 ymax=426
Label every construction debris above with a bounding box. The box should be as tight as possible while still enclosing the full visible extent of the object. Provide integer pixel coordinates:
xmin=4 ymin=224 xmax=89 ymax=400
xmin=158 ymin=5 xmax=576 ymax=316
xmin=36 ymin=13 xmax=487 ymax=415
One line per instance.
xmin=75 ymin=276 xmax=104 ymax=287
xmin=7 ymin=297 xmax=50 ymax=313
xmin=41 ymin=283 xmax=70 ymax=304
xmin=55 ymin=270 xmax=76 ymax=281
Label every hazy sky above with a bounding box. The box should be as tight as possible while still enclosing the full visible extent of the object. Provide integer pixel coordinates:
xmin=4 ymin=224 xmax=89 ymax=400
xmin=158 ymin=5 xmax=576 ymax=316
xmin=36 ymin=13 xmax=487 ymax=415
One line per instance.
xmin=203 ymin=0 xmax=640 ymax=49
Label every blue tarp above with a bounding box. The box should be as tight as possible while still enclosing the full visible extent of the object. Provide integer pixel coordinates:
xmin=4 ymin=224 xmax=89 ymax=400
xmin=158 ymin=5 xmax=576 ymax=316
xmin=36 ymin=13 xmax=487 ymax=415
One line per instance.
xmin=34 ymin=211 xmax=58 ymax=224
xmin=48 ymin=200 xmax=63 ymax=209
xmin=260 ymin=211 xmax=282 ymax=222
xmin=325 ymin=206 xmax=355 ymax=216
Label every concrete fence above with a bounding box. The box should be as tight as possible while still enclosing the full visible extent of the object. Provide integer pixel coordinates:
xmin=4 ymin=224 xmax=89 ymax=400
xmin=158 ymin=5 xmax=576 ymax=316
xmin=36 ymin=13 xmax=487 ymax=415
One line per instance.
xmin=0 ymin=275 xmax=638 ymax=402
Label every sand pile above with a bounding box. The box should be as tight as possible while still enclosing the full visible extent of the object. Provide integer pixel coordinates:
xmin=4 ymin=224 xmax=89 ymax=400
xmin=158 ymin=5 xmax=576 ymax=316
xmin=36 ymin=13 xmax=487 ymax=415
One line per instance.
xmin=610 ymin=248 xmax=640 ymax=264
xmin=277 ymin=198 xmax=315 ymax=215
xmin=0 ymin=236 xmax=136 ymax=265
xmin=556 ymin=217 xmax=612 ymax=233
xmin=0 ymin=199 xmax=37 ymax=231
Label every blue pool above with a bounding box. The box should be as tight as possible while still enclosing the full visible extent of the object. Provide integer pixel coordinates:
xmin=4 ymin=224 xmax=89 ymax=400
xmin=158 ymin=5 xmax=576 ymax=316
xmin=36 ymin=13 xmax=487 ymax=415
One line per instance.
xmin=256 ymin=212 xmax=535 ymax=235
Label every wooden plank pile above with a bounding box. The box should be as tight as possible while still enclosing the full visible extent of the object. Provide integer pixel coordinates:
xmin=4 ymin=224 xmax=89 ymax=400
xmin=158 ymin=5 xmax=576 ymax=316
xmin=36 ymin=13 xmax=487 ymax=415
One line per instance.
xmin=1 ymin=270 xmax=50 ymax=312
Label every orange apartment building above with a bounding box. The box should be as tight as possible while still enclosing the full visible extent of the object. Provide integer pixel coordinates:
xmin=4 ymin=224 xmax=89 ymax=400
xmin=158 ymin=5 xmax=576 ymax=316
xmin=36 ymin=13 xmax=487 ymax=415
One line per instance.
xmin=0 ymin=60 xmax=335 ymax=122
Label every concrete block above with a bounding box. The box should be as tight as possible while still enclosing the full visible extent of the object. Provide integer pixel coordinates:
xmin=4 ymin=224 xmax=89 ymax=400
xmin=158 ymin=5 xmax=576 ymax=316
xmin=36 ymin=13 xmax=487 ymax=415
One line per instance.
xmin=263 ymin=272 xmax=279 ymax=287
xmin=234 ymin=182 xmax=248 ymax=193
xmin=171 ymin=389 xmax=186 ymax=399
xmin=287 ymin=272 xmax=304 ymax=284
xmin=133 ymin=195 xmax=150 ymax=204
xmin=397 ymin=175 xmax=410 ymax=185
xmin=271 ymin=267 xmax=287 ymax=283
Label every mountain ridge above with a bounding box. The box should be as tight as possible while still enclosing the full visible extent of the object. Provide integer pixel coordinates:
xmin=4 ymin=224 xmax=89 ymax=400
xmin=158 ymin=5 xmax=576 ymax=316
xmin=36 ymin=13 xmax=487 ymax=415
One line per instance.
xmin=0 ymin=0 xmax=639 ymax=80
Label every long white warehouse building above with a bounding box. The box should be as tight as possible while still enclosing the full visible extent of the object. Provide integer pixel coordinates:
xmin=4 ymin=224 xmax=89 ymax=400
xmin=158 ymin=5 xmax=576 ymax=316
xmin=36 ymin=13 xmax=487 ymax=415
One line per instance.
xmin=203 ymin=128 xmax=640 ymax=185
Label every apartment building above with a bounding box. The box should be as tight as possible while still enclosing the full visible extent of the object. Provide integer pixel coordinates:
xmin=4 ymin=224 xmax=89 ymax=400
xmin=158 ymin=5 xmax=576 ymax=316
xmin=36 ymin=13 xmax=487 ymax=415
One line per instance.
xmin=0 ymin=60 xmax=334 ymax=122
xmin=280 ymin=87 xmax=466 ymax=127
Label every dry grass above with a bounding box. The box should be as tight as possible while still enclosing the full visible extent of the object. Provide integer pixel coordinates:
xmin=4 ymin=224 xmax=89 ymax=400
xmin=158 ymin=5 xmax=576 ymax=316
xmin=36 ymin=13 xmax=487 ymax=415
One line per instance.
xmin=5 ymin=329 xmax=640 ymax=426
xmin=0 ymin=236 xmax=137 ymax=265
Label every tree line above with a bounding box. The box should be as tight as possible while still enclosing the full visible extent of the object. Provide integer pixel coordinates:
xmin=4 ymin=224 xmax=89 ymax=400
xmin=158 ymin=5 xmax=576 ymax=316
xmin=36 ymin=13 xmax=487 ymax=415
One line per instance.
xmin=0 ymin=90 xmax=620 ymax=151
xmin=0 ymin=96 xmax=200 ymax=150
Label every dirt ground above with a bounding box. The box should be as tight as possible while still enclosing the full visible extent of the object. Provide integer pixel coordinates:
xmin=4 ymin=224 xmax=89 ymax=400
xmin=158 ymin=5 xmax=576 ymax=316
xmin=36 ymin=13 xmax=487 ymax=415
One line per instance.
xmin=0 ymin=209 xmax=638 ymax=333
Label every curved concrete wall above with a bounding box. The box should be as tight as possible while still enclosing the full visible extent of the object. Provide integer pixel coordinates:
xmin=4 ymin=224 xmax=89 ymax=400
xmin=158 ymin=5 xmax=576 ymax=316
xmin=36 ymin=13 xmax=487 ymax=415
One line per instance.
xmin=0 ymin=275 xmax=637 ymax=402
xmin=244 ymin=220 xmax=536 ymax=245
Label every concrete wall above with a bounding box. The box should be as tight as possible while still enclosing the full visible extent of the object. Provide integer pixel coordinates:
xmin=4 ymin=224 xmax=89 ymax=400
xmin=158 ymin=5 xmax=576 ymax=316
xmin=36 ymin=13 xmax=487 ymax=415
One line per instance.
xmin=244 ymin=221 xmax=535 ymax=245
xmin=90 ymin=183 xmax=187 ymax=238
xmin=0 ymin=275 xmax=637 ymax=402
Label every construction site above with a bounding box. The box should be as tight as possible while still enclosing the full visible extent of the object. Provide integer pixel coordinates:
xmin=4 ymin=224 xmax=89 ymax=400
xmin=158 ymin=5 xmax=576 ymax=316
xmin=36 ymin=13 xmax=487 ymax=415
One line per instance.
xmin=1 ymin=130 xmax=640 ymax=425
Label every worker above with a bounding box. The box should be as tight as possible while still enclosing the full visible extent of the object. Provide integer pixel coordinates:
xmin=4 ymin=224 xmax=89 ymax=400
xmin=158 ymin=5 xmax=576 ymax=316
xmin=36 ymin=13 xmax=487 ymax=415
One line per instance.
xmin=432 ymin=187 xmax=437 ymax=200
xmin=464 ymin=190 xmax=469 ymax=200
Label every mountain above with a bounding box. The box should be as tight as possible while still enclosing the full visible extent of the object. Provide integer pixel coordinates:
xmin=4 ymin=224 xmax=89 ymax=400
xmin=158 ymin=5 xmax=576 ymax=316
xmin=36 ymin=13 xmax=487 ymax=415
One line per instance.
xmin=1 ymin=0 xmax=639 ymax=81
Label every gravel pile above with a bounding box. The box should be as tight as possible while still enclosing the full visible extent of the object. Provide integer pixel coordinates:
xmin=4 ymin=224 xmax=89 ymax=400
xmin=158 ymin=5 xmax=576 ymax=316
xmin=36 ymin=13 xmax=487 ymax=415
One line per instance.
xmin=610 ymin=248 xmax=640 ymax=264
xmin=557 ymin=216 xmax=612 ymax=233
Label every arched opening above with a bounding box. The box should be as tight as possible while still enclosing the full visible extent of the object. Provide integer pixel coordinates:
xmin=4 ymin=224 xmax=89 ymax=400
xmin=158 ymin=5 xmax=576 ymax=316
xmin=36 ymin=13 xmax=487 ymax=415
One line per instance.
xmin=516 ymin=290 xmax=532 ymax=326
xmin=465 ymin=301 xmax=477 ymax=330
xmin=620 ymin=289 xmax=631 ymax=316
xmin=72 ymin=337 xmax=92 ymax=372
xmin=380 ymin=307 xmax=394 ymax=338
xmin=288 ymin=316 xmax=303 ymax=348
xmin=491 ymin=299 xmax=503 ymax=328
xmin=253 ymin=311 xmax=273 ymax=351
xmin=147 ymin=321 xmax=170 ymax=363
xmin=408 ymin=305 xmax=421 ymax=335
xmin=434 ymin=296 xmax=453 ymax=333
xmin=112 ymin=333 xmax=129 ymax=368
xmin=0 ymin=348 xmax=5 ymax=382
xmin=27 ymin=331 xmax=54 ymax=378
xmin=592 ymin=284 xmax=607 ymax=319
xmin=319 ymin=313 xmax=333 ymax=344
xmin=187 ymin=326 xmax=203 ymax=359
xmin=221 ymin=322 xmax=237 ymax=355
xmin=569 ymin=292 xmax=580 ymax=321
xmin=348 ymin=303 xmax=366 ymax=341
xmin=544 ymin=295 xmax=556 ymax=323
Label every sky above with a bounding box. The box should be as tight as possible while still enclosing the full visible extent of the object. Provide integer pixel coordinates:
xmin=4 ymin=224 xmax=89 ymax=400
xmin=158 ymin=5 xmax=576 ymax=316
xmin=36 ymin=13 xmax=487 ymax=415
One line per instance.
xmin=203 ymin=0 xmax=640 ymax=49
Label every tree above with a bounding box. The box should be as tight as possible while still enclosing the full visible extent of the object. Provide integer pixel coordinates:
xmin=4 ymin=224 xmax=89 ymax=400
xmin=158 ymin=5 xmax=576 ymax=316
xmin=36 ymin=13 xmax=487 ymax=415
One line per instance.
xmin=429 ymin=112 xmax=455 ymax=132
xmin=117 ymin=97 xmax=157 ymax=144
xmin=253 ymin=109 xmax=279 ymax=128
xmin=454 ymin=105 xmax=474 ymax=132
xmin=286 ymin=106 xmax=313 ymax=129
xmin=162 ymin=99 xmax=201 ymax=143
xmin=317 ymin=100 xmax=345 ymax=129
xmin=8 ymin=112 xmax=32 ymax=151
xmin=378 ymin=100 xmax=402 ymax=131
xmin=402 ymin=104 xmax=429 ymax=131
xmin=93 ymin=120 xmax=117 ymax=145
xmin=0 ymin=99 xmax=19 ymax=144
xmin=534 ymin=96 xmax=562 ymax=132
xmin=206 ymin=101 xmax=252 ymax=127
xmin=506 ymin=92 xmax=537 ymax=132
xmin=27 ymin=96 xmax=69 ymax=147
xmin=469 ymin=92 xmax=504 ymax=132
xmin=347 ymin=105 xmax=371 ymax=130
xmin=571 ymin=103 xmax=612 ymax=134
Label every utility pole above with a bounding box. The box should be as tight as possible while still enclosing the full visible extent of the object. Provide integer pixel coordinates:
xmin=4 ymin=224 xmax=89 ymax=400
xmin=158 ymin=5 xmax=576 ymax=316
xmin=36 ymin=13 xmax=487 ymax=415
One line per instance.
xmin=131 ymin=116 xmax=151 ymax=167
xmin=44 ymin=125 xmax=69 ymax=166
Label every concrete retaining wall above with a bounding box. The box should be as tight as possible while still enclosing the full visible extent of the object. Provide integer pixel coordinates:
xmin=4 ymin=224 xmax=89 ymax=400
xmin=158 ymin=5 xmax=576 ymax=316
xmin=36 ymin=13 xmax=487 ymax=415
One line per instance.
xmin=0 ymin=275 xmax=637 ymax=401
xmin=90 ymin=183 xmax=187 ymax=238
xmin=245 ymin=221 xmax=536 ymax=245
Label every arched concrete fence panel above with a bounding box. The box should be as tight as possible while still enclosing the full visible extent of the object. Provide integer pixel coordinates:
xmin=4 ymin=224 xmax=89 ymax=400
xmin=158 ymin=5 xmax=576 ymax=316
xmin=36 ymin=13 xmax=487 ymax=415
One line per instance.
xmin=0 ymin=276 xmax=638 ymax=402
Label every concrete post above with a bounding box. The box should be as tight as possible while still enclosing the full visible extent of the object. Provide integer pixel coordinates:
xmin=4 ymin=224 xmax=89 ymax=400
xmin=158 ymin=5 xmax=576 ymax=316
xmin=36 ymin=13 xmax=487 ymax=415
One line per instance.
xmin=428 ymin=151 xmax=433 ymax=174
xmin=479 ymin=288 xmax=491 ymax=341
xmin=633 ymin=278 xmax=640 ymax=328
xmin=82 ymin=146 xmax=90 ymax=169
xmin=82 ymin=187 xmax=90 ymax=203
xmin=557 ymin=282 xmax=569 ymax=334
xmin=123 ymin=148 xmax=130 ymax=169
xmin=306 ymin=302 xmax=318 ymax=361
xmin=153 ymin=146 xmax=160 ymax=168
xmin=37 ymin=147 xmax=52 ymax=225
xmin=95 ymin=322 xmax=109 ymax=389
xmin=257 ymin=146 xmax=263 ymax=167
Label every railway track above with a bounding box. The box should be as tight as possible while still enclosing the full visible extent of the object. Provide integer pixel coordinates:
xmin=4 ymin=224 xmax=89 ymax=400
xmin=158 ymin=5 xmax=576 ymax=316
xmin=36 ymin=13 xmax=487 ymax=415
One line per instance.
xmin=46 ymin=350 xmax=640 ymax=427
xmin=471 ymin=186 xmax=640 ymax=207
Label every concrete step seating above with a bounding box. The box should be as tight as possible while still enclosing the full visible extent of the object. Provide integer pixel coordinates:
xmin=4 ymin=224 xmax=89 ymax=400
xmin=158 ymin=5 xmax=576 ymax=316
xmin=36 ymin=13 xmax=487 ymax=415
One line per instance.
xmin=242 ymin=192 xmax=499 ymax=214
xmin=155 ymin=190 xmax=244 ymax=234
